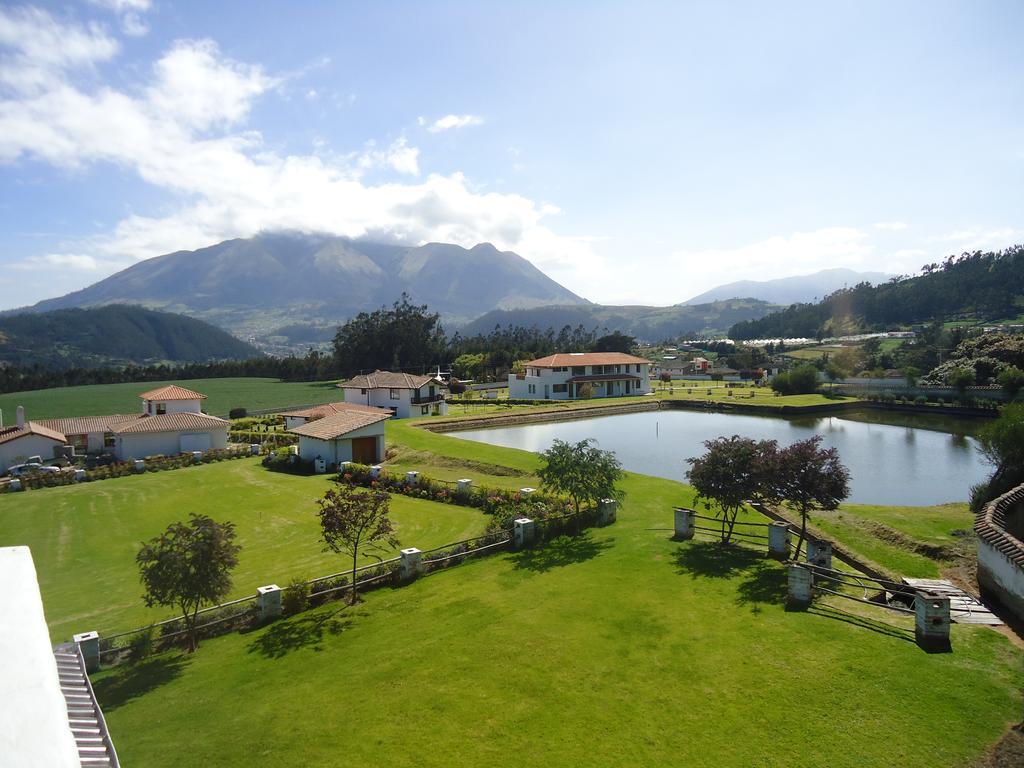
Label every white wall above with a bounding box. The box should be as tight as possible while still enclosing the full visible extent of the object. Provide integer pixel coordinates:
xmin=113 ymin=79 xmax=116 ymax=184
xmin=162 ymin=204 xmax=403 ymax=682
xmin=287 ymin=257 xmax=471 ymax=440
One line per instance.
xmin=143 ymin=398 xmax=203 ymax=416
xmin=341 ymin=387 xmax=446 ymax=419
xmin=116 ymin=427 xmax=227 ymax=460
xmin=0 ymin=436 xmax=64 ymax=473
xmin=978 ymin=539 xmax=1024 ymax=619
xmin=508 ymin=363 xmax=651 ymax=400
xmin=297 ymin=422 xmax=385 ymax=466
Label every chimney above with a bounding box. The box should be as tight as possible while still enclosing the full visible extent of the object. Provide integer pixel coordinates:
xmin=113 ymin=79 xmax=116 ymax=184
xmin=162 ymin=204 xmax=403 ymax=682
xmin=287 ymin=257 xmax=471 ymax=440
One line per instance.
xmin=16 ymin=405 xmax=25 ymax=428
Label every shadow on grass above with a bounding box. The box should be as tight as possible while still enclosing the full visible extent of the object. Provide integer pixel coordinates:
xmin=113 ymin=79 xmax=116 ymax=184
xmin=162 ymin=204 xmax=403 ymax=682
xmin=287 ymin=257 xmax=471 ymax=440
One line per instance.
xmin=92 ymin=653 xmax=191 ymax=711
xmin=511 ymin=532 xmax=614 ymax=574
xmin=735 ymin=561 xmax=788 ymax=607
xmin=674 ymin=540 xmax=788 ymax=611
xmin=806 ymin=603 xmax=915 ymax=644
xmin=246 ymin=605 xmax=353 ymax=659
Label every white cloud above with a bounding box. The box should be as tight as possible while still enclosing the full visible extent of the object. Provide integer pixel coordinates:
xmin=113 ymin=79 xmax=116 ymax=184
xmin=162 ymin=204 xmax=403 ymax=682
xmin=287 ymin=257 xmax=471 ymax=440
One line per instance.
xmin=873 ymin=221 xmax=908 ymax=231
xmin=420 ymin=114 xmax=484 ymax=133
xmin=0 ymin=13 xmax=590 ymax=302
xmin=13 ymin=253 xmax=105 ymax=271
xmin=929 ymin=227 xmax=1023 ymax=250
xmin=88 ymin=0 xmax=151 ymax=36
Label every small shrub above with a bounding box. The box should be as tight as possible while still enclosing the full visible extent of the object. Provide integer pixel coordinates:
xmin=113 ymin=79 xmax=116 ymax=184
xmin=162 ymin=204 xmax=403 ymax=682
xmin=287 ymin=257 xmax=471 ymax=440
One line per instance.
xmin=282 ymin=578 xmax=311 ymax=615
xmin=914 ymin=395 xmax=927 ymax=405
xmin=129 ymin=627 xmax=155 ymax=660
xmin=229 ymin=407 xmax=248 ymax=419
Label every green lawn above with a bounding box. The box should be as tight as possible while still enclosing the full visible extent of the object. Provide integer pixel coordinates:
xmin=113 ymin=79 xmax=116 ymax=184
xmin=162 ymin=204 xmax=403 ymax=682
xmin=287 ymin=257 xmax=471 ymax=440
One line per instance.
xmin=811 ymin=502 xmax=976 ymax=579
xmin=88 ymin=430 xmax=1023 ymax=767
xmin=0 ymin=457 xmax=487 ymax=640
xmin=0 ymin=377 xmax=341 ymax=420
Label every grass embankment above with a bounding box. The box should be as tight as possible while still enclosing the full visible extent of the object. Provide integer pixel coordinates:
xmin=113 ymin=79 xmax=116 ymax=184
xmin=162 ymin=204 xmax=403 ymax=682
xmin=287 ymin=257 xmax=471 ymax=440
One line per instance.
xmin=0 ymin=458 xmax=487 ymax=639
xmin=651 ymin=382 xmax=859 ymax=408
xmin=813 ymin=502 xmax=976 ymax=579
xmin=0 ymin=377 xmax=341 ymax=420
xmin=84 ymin=426 xmax=1023 ymax=768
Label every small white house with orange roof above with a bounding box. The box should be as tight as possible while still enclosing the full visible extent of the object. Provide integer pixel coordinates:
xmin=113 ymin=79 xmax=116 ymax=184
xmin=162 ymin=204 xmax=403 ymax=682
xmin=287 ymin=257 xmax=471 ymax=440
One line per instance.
xmin=508 ymin=352 xmax=652 ymax=400
xmin=111 ymin=385 xmax=229 ymax=458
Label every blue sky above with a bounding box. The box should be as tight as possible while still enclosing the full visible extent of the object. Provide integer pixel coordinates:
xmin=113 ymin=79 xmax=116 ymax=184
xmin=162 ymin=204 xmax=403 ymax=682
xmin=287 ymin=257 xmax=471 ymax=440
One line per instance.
xmin=1 ymin=1 xmax=1022 ymax=309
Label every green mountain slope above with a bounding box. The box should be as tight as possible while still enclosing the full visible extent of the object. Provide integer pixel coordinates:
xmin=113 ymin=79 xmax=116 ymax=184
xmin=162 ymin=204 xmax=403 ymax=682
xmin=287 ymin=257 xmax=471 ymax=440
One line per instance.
xmin=729 ymin=245 xmax=1024 ymax=339
xmin=0 ymin=305 xmax=260 ymax=369
xmin=457 ymin=299 xmax=778 ymax=341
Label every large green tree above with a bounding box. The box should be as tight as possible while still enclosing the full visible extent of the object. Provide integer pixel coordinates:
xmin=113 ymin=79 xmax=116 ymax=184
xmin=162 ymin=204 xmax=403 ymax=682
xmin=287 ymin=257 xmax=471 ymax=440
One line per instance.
xmin=537 ymin=438 xmax=623 ymax=532
xmin=775 ymin=436 xmax=851 ymax=559
xmin=971 ymin=403 xmax=1024 ymax=512
xmin=136 ymin=514 xmax=241 ymax=652
xmin=333 ymin=293 xmax=446 ymax=376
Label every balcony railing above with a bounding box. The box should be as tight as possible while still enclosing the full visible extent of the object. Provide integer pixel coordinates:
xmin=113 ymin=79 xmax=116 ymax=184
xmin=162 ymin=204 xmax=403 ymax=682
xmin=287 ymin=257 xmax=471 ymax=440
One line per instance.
xmin=411 ymin=393 xmax=445 ymax=405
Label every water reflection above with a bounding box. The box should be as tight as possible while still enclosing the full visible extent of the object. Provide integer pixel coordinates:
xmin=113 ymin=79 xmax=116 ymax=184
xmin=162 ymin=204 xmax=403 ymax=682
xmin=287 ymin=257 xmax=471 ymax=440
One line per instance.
xmin=452 ymin=409 xmax=990 ymax=506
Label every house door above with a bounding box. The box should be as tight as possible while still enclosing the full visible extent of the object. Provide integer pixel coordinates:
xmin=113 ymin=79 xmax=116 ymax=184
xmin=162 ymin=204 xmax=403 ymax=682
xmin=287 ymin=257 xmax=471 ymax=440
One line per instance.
xmin=352 ymin=437 xmax=378 ymax=464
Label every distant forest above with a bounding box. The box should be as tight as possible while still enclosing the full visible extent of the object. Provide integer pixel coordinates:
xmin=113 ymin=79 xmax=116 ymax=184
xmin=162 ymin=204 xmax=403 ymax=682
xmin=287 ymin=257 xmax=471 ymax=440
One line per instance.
xmin=729 ymin=246 xmax=1024 ymax=340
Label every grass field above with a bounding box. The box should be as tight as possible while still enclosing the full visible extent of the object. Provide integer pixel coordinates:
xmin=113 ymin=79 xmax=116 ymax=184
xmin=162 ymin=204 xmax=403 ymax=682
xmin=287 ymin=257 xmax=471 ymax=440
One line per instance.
xmin=0 ymin=457 xmax=488 ymax=639
xmin=85 ymin=426 xmax=1023 ymax=767
xmin=0 ymin=377 xmax=341 ymax=420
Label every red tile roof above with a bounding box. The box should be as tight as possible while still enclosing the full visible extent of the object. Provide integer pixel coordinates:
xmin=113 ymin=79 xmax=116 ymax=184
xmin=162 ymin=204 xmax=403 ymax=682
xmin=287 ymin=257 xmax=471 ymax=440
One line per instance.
xmin=137 ymin=385 xmax=207 ymax=401
xmin=112 ymin=413 xmax=229 ymax=434
xmin=338 ymin=370 xmax=444 ymax=390
xmin=566 ymin=374 xmax=641 ymax=383
xmin=0 ymin=422 xmax=67 ymax=446
xmin=287 ymin=410 xmax=390 ymax=440
xmin=37 ymin=414 xmax=140 ymax=435
xmin=524 ymin=353 xmax=650 ymax=367
xmin=280 ymin=402 xmax=391 ymax=419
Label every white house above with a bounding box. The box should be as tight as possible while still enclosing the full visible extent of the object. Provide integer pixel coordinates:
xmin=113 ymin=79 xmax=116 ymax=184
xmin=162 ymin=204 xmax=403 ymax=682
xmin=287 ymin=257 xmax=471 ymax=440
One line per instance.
xmin=288 ymin=408 xmax=390 ymax=468
xmin=279 ymin=402 xmax=391 ymax=431
xmin=338 ymin=371 xmax=448 ymax=418
xmin=0 ymin=408 xmax=67 ymax=474
xmin=508 ymin=352 xmax=652 ymax=400
xmin=37 ymin=413 xmax=140 ymax=454
xmin=110 ymin=386 xmax=229 ymax=459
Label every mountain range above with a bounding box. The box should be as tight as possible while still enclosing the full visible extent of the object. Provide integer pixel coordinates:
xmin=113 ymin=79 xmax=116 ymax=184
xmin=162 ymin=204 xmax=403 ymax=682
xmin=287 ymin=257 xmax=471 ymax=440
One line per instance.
xmin=682 ymin=268 xmax=892 ymax=306
xmin=458 ymin=299 xmax=778 ymax=341
xmin=0 ymin=305 xmax=259 ymax=369
xmin=25 ymin=233 xmax=587 ymax=341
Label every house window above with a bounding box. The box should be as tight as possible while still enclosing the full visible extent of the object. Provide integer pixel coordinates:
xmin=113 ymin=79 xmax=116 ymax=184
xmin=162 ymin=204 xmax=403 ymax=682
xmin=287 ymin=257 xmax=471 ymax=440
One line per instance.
xmin=361 ymin=388 xmax=367 ymax=395
xmin=421 ymin=406 xmax=429 ymax=415
xmin=156 ymin=402 xmax=167 ymax=415
xmin=636 ymin=364 xmax=641 ymax=373
xmin=528 ymin=384 xmax=536 ymax=394
xmin=389 ymin=388 xmax=400 ymax=400
xmin=572 ymin=366 xmax=585 ymax=375
xmin=103 ymin=432 xmax=115 ymax=449
xmin=552 ymin=384 xmax=567 ymax=393
xmin=553 ymin=366 xmax=567 ymax=372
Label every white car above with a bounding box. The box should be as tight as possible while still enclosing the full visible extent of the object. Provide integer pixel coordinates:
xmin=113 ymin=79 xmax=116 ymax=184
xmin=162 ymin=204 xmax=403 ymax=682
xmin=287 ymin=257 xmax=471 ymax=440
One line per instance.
xmin=6 ymin=462 xmax=61 ymax=478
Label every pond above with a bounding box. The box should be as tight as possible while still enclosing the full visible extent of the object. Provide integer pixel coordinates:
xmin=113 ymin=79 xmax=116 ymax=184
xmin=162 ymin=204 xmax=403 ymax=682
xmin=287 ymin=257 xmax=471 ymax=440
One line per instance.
xmin=450 ymin=409 xmax=991 ymax=506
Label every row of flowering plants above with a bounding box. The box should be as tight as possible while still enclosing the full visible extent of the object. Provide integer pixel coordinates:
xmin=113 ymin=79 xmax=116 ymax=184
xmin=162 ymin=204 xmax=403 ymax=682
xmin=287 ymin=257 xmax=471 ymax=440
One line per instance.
xmin=336 ymin=462 xmax=575 ymax=522
xmin=4 ymin=446 xmax=251 ymax=493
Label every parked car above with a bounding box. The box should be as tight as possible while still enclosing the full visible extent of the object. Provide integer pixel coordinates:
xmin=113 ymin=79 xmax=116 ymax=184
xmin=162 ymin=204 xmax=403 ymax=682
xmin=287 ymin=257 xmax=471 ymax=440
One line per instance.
xmin=85 ymin=453 xmax=117 ymax=469
xmin=6 ymin=462 xmax=61 ymax=478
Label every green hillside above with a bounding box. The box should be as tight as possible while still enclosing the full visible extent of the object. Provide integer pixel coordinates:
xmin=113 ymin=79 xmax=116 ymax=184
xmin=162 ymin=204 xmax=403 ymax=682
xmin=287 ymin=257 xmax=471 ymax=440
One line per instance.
xmin=0 ymin=305 xmax=260 ymax=368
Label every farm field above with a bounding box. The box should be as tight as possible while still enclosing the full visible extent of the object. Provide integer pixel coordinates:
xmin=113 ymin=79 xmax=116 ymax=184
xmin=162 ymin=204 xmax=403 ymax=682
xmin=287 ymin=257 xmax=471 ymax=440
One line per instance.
xmin=0 ymin=377 xmax=341 ymax=420
xmin=86 ymin=424 xmax=1023 ymax=767
xmin=0 ymin=457 xmax=488 ymax=639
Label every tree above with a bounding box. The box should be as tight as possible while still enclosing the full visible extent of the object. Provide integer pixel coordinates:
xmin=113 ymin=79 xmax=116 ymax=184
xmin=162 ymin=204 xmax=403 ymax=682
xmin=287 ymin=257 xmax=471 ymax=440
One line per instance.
xmin=998 ymin=365 xmax=1024 ymax=400
xmin=971 ymin=403 xmax=1024 ymax=511
xmin=823 ymin=362 xmax=846 ymax=392
xmin=948 ymin=366 xmax=975 ymax=402
xmin=686 ymin=436 xmax=779 ymax=543
xmin=317 ymin=485 xmax=399 ymax=605
xmin=452 ymin=353 xmax=486 ymax=381
xmin=537 ymin=438 xmax=623 ymax=532
xmin=333 ymin=293 xmax=446 ymax=376
xmin=771 ymin=364 xmax=819 ymax=395
xmin=775 ymin=436 xmax=850 ymax=559
xmin=902 ymin=366 xmax=920 ymax=388
xmin=592 ymin=332 xmax=636 ymax=354
xmin=136 ymin=514 xmax=241 ymax=652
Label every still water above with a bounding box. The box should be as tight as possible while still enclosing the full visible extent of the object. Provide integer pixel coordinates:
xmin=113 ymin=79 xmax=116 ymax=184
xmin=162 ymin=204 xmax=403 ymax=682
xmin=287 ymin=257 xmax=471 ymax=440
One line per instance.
xmin=451 ymin=409 xmax=990 ymax=506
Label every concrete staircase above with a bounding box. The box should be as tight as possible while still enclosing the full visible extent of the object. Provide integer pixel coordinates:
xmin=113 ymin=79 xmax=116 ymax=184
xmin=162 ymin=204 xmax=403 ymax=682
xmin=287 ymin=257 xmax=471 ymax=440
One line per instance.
xmin=53 ymin=644 xmax=119 ymax=767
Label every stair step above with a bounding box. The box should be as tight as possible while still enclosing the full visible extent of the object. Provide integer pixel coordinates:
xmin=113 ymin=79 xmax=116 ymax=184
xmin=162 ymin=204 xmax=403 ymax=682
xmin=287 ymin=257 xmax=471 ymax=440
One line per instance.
xmin=77 ymin=745 xmax=110 ymax=753
xmin=71 ymin=728 xmax=102 ymax=736
xmin=68 ymin=719 xmax=99 ymax=726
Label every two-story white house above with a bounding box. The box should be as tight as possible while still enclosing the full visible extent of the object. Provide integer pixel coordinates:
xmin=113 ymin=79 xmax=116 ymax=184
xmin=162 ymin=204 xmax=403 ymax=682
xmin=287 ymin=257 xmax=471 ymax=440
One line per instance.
xmin=338 ymin=371 xmax=448 ymax=418
xmin=508 ymin=352 xmax=652 ymax=400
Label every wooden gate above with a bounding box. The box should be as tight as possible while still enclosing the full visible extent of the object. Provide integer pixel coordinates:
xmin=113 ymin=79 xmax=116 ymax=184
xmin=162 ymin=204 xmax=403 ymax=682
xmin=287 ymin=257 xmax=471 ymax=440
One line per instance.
xmin=352 ymin=436 xmax=378 ymax=464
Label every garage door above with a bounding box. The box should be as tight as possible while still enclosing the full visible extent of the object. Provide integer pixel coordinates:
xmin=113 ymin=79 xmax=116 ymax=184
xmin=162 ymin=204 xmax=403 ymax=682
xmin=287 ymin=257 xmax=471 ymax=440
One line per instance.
xmin=179 ymin=433 xmax=212 ymax=453
xmin=351 ymin=436 xmax=378 ymax=464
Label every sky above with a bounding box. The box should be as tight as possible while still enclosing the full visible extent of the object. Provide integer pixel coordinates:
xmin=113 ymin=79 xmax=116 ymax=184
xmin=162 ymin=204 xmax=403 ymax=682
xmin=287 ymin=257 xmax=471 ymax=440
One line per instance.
xmin=1 ymin=1 xmax=1022 ymax=310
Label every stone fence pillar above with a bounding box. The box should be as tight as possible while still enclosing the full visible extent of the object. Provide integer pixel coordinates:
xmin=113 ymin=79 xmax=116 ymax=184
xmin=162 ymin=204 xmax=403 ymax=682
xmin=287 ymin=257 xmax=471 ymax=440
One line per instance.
xmin=256 ymin=584 xmax=282 ymax=621
xmin=405 ymin=471 xmax=419 ymax=485
xmin=400 ymin=547 xmax=424 ymax=580
xmin=73 ymin=631 xmax=100 ymax=673
xmin=673 ymin=508 xmax=695 ymax=540
xmin=786 ymin=564 xmax=813 ymax=610
xmin=457 ymin=478 xmax=473 ymax=494
xmin=513 ymin=517 xmax=536 ymax=548
xmin=915 ymin=593 xmax=951 ymax=652
xmin=806 ymin=539 xmax=833 ymax=571
xmin=598 ymin=498 xmax=618 ymax=525
xmin=768 ymin=522 xmax=791 ymax=560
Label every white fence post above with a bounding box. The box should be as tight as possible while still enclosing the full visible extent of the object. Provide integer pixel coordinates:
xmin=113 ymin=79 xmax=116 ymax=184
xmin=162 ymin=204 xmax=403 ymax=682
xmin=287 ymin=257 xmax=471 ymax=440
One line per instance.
xmin=405 ymin=471 xmax=419 ymax=485
xmin=519 ymin=487 xmax=536 ymax=497
xmin=598 ymin=498 xmax=618 ymax=525
xmin=915 ymin=593 xmax=951 ymax=652
xmin=400 ymin=547 xmax=423 ymax=580
xmin=787 ymin=565 xmax=813 ymax=610
xmin=673 ymin=507 xmax=695 ymax=540
xmin=806 ymin=539 xmax=833 ymax=570
xmin=250 ymin=443 xmax=260 ymax=456
xmin=768 ymin=522 xmax=791 ymax=559
xmin=513 ymin=517 xmax=536 ymax=548
xmin=256 ymin=585 xmax=282 ymax=621
xmin=73 ymin=630 xmax=101 ymax=672
xmin=133 ymin=459 xmax=145 ymax=473
xmin=456 ymin=478 xmax=473 ymax=494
